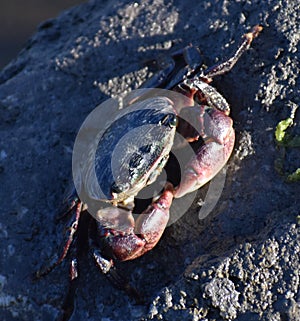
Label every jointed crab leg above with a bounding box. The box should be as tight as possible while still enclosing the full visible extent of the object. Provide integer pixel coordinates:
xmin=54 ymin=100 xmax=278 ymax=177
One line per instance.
xmin=36 ymin=201 xmax=82 ymax=278
xmin=58 ymin=258 xmax=79 ymax=321
xmin=203 ymin=25 xmax=263 ymax=80
xmin=92 ymin=248 xmax=142 ymax=303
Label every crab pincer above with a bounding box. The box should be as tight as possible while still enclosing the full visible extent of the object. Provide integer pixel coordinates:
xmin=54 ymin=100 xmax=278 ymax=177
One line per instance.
xmin=101 ymin=183 xmax=174 ymax=262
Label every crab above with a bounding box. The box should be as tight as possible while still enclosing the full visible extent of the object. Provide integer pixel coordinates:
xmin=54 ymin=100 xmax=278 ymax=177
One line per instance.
xmin=38 ymin=25 xmax=262 ymax=300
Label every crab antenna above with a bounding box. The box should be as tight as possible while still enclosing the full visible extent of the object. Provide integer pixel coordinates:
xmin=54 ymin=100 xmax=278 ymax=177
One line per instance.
xmin=203 ymin=25 xmax=263 ymax=79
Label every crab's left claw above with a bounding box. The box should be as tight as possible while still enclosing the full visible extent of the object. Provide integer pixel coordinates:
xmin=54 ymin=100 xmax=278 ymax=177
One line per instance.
xmin=175 ymin=127 xmax=234 ymax=198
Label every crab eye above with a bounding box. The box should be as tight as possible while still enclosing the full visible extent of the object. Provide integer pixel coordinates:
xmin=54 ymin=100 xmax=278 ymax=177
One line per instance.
xmin=161 ymin=114 xmax=177 ymax=128
xmin=110 ymin=182 xmax=129 ymax=196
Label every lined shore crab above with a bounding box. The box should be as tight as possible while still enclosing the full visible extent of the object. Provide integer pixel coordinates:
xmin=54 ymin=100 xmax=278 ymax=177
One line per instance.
xmin=38 ymin=25 xmax=262 ymax=302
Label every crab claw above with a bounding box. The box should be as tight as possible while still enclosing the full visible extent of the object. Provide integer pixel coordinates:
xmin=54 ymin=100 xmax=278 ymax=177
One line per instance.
xmin=175 ymin=128 xmax=234 ymax=198
xmin=102 ymin=184 xmax=174 ymax=262
xmin=134 ymin=182 xmax=174 ymax=253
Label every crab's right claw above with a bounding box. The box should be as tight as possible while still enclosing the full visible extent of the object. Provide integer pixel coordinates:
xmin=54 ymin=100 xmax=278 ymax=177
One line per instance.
xmin=134 ymin=183 xmax=174 ymax=254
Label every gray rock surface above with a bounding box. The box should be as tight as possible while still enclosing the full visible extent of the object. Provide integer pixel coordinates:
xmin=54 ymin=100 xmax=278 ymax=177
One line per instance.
xmin=0 ymin=0 xmax=299 ymax=320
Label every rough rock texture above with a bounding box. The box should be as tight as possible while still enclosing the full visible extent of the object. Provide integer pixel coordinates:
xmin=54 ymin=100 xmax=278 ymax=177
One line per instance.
xmin=0 ymin=0 xmax=299 ymax=320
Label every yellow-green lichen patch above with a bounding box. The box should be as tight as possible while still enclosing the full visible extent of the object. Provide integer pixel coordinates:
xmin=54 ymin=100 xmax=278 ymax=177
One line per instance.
xmin=274 ymin=104 xmax=300 ymax=182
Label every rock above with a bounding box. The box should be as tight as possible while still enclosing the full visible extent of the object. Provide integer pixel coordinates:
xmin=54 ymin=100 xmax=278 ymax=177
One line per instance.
xmin=146 ymin=224 xmax=300 ymax=321
xmin=0 ymin=0 xmax=299 ymax=320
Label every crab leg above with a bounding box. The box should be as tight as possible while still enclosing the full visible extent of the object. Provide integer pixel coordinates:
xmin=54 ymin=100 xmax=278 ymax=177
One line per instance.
xmin=36 ymin=200 xmax=82 ymax=278
xmin=59 ymin=258 xmax=79 ymax=321
xmin=203 ymin=25 xmax=262 ymax=80
xmin=92 ymin=247 xmax=142 ymax=302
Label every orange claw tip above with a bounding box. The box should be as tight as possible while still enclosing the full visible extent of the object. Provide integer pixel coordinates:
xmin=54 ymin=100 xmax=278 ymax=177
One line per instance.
xmin=252 ymin=25 xmax=263 ymax=37
xmin=245 ymin=25 xmax=263 ymax=43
